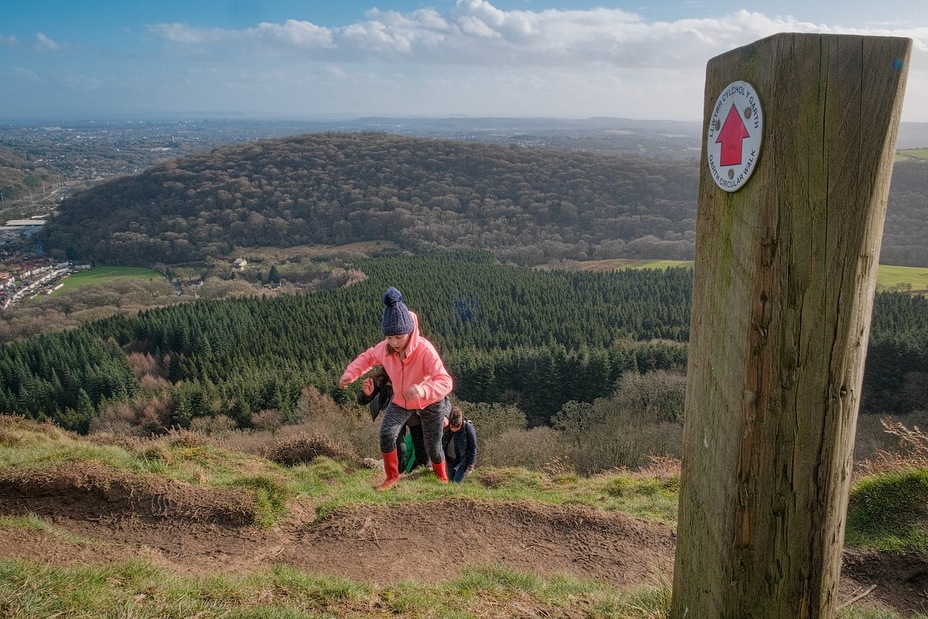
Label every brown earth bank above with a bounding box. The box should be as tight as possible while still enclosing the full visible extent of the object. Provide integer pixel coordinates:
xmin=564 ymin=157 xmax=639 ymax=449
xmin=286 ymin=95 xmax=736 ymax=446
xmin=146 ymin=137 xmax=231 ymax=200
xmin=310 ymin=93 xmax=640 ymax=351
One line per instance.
xmin=0 ymin=464 xmax=925 ymax=615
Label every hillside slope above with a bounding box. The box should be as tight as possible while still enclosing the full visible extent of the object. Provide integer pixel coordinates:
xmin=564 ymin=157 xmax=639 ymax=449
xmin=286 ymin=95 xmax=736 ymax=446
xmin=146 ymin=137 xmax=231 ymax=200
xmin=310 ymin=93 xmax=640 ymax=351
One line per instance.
xmin=0 ymin=417 xmax=924 ymax=615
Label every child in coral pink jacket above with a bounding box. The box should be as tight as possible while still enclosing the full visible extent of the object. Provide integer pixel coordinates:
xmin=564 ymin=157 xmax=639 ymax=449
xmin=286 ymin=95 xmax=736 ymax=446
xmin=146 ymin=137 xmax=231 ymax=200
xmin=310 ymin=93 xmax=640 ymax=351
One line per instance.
xmin=339 ymin=287 xmax=453 ymax=490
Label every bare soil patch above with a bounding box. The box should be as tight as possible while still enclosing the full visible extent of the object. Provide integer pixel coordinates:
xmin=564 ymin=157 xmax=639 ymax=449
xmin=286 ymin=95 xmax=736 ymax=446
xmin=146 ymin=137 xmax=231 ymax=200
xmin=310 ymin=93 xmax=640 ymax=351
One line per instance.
xmin=0 ymin=464 xmax=924 ymax=615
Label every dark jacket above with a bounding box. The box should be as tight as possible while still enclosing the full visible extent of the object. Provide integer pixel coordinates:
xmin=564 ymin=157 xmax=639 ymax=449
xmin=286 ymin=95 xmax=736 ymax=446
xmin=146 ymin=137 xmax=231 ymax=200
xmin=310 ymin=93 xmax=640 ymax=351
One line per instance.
xmin=356 ymin=376 xmax=393 ymax=421
xmin=441 ymin=419 xmax=477 ymax=471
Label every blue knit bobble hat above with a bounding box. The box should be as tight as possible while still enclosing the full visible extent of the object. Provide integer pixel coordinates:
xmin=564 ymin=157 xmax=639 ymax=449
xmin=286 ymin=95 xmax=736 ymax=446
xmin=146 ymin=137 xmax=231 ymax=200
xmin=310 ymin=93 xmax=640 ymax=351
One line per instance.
xmin=381 ymin=287 xmax=414 ymax=336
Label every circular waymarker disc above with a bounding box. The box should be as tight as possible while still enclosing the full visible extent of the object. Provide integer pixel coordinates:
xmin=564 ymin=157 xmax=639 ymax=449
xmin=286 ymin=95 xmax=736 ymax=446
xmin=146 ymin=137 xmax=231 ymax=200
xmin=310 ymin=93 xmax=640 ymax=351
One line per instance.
xmin=706 ymin=80 xmax=763 ymax=192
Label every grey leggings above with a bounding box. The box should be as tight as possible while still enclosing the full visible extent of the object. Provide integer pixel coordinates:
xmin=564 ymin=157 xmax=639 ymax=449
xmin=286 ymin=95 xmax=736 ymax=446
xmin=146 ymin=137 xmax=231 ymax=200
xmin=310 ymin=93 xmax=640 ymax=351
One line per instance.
xmin=380 ymin=396 xmax=451 ymax=464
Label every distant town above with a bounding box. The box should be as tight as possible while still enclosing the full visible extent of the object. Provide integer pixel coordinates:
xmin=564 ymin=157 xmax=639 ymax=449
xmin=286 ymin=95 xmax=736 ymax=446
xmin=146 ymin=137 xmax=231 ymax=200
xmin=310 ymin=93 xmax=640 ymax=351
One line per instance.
xmin=0 ymin=217 xmax=85 ymax=308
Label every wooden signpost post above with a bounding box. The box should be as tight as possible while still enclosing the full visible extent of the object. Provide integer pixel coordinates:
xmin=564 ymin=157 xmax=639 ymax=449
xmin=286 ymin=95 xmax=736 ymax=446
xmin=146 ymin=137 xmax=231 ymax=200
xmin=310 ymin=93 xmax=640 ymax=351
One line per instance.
xmin=670 ymin=33 xmax=911 ymax=618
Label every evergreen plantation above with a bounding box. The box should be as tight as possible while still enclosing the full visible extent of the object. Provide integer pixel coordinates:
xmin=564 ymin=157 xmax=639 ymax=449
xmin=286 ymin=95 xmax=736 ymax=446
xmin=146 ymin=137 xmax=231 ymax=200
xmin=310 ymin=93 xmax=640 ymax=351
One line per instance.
xmin=2 ymin=251 xmax=928 ymax=434
xmin=7 ymin=131 xmax=928 ymax=437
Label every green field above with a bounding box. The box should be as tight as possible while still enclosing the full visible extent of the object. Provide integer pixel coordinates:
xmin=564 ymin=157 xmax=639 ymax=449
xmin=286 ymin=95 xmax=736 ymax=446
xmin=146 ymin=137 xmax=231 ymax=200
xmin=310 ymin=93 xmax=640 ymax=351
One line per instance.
xmin=624 ymin=259 xmax=694 ymax=270
xmin=55 ymin=266 xmax=163 ymax=293
xmin=895 ymin=148 xmax=928 ymax=163
xmin=875 ymin=264 xmax=928 ymax=293
xmin=545 ymin=259 xmax=928 ymax=294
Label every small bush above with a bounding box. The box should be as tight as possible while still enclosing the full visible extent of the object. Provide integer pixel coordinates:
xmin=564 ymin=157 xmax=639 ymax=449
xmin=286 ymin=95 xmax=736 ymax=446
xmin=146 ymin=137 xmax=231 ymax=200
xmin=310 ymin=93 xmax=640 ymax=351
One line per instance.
xmin=140 ymin=442 xmax=172 ymax=464
xmin=251 ymin=409 xmax=284 ymax=433
xmin=569 ymin=414 xmax=683 ymax=475
xmin=481 ymin=427 xmax=566 ymax=470
xmin=612 ymin=369 xmax=687 ymax=424
xmin=163 ymin=427 xmax=216 ymax=448
xmin=457 ymin=401 xmax=527 ymax=441
xmin=294 ymin=387 xmax=379 ymax=457
xmin=266 ymin=432 xmax=361 ymax=467
xmin=190 ymin=414 xmax=238 ymax=436
xmin=92 ymin=393 xmax=175 ymax=436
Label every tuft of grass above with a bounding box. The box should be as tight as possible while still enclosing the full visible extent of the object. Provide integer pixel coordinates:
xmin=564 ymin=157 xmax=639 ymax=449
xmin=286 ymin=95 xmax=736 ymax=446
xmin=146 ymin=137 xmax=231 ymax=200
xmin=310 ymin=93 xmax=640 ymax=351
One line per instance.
xmin=228 ymin=475 xmax=292 ymax=527
xmin=0 ymin=558 xmax=373 ymax=619
xmin=453 ymin=564 xmax=671 ymax=619
xmin=845 ymin=467 xmax=928 ymax=553
xmin=605 ymin=474 xmax=678 ymax=498
xmin=266 ymin=432 xmax=363 ymax=468
xmin=856 ymin=417 xmax=928 ymax=478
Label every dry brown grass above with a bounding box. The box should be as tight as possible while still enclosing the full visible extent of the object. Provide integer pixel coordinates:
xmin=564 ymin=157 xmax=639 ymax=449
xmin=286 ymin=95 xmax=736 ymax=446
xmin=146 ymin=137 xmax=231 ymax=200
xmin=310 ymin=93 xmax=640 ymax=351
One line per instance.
xmin=481 ymin=426 xmax=567 ymax=470
xmin=625 ymin=455 xmax=682 ymax=481
xmin=856 ymin=417 xmax=928 ymax=478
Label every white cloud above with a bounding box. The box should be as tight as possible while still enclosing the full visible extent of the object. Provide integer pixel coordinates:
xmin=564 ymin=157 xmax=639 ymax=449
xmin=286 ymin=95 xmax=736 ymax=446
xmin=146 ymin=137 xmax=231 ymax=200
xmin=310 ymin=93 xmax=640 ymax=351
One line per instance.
xmin=143 ymin=3 xmax=927 ymax=72
xmin=10 ymin=0 xmax=920 ymax=122
xmin=250 ymin=20 xmax=336 ymax=48
xmin=10 ymin=67 xmax=40 ymax=81
xmin=148 ymin=23 xmax=229 ymax=45
xmin=323 ymin=65 xmax=348 ymax=79
xmin=34 ymin=32 xmax=59 ymax=52
xmin=60 ymin=73 xmax=104 ymax=91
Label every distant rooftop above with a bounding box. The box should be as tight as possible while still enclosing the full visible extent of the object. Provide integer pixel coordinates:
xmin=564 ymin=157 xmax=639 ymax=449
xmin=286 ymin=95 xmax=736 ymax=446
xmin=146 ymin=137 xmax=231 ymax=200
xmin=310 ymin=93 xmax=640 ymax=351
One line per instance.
xmin=5 ymin=220 xmax=46 ymax=227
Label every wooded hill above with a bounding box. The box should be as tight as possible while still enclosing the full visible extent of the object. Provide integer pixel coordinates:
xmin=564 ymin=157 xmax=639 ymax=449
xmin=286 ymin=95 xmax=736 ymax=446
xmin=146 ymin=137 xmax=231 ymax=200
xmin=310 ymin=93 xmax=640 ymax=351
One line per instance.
xmin=37 ymin=131 xmax=928 ymax=268
xmin=37 ymin=132 xmax=699 ymax=265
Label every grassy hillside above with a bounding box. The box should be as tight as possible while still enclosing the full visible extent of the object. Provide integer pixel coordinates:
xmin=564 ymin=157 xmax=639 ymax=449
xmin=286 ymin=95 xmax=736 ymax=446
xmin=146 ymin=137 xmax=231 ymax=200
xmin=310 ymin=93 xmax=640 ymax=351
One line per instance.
xmin=0 ymin=415 xmax=677 ymax=618
xmin=0 ymin=415 xmax=925 ymax=617
xmin=875 ymin=264 xmax=928 ymax=293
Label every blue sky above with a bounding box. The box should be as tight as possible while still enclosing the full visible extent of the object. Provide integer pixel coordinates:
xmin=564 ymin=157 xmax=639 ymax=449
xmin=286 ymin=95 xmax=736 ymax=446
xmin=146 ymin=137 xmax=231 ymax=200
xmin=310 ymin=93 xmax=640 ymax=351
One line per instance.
xmin=2 ymin=0 xmax=927 ymax=122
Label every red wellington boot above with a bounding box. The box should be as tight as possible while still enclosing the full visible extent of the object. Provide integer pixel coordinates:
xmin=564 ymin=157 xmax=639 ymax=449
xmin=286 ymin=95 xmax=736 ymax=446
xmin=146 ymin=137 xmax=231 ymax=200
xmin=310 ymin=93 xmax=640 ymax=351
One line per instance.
xmin=432 ymin=459 xmax=449 ymax=483
xmin=377 ymin=449 xmax=401 ymax=491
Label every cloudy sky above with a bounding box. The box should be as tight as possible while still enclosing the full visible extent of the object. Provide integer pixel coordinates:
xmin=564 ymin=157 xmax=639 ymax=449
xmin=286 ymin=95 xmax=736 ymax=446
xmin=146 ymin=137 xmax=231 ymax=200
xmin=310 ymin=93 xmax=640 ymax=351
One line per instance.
xmin=2 ymin=0 xmax=927 ymax=122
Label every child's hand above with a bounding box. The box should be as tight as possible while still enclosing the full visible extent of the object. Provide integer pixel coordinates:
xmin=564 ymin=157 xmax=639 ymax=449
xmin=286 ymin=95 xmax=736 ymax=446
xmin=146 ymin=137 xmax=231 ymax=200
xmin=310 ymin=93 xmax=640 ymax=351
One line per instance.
xmin=403 ymin=384 xmax=426 ymax=400
xmin=338 ymin=375 xmax=352 ymax=389
xmin=361 ymin=377 xmax=374 ymax=396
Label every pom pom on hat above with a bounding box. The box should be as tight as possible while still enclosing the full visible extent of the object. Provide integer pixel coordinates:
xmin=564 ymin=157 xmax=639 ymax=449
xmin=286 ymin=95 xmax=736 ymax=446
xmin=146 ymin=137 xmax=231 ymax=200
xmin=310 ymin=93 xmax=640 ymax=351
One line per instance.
xmin=381 ymin=287 xmax=414 ymax=336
